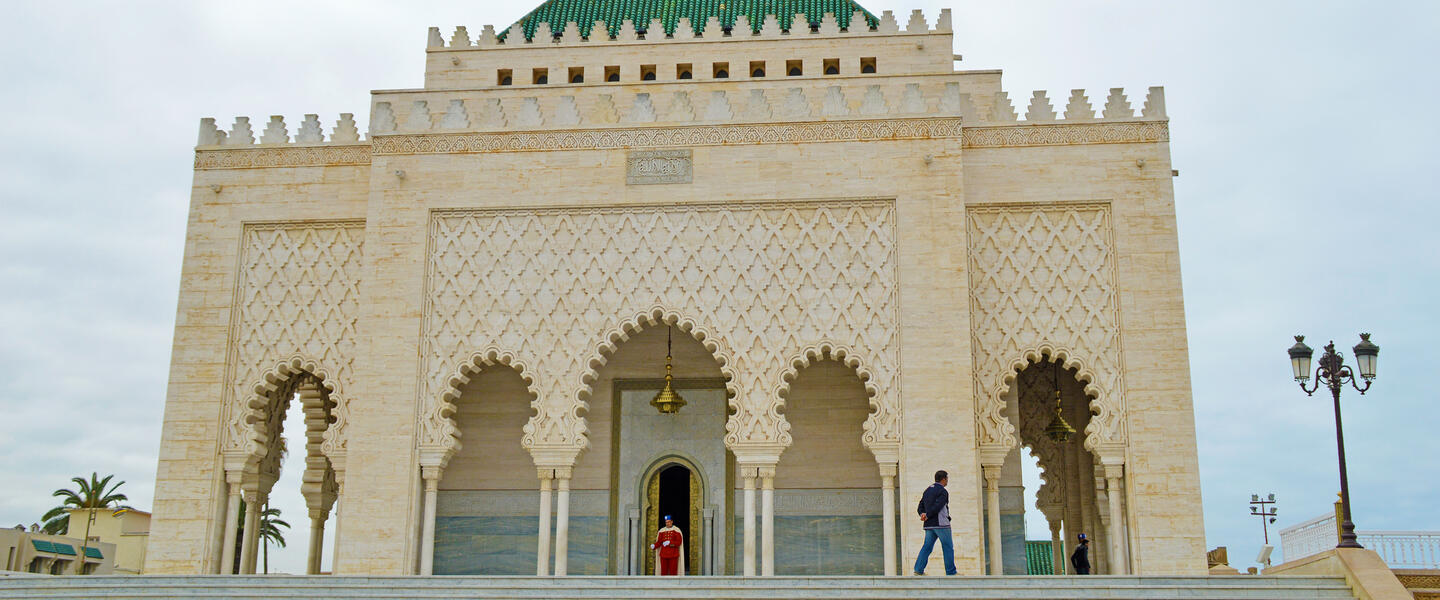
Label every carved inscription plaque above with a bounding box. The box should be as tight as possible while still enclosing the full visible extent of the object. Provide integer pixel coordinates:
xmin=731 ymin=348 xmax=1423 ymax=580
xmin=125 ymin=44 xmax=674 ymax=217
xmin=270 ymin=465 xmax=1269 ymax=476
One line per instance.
xmin=626 ymin=149 xmax=692 ymax=185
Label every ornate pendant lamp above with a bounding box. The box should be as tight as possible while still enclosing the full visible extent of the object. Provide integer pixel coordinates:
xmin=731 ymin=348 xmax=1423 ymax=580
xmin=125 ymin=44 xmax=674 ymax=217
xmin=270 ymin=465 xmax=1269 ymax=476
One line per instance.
xmin=1044 ymin=359 xmax=1076 ymax=442
xmin=651 ymin=326 xmax=687 ymax=414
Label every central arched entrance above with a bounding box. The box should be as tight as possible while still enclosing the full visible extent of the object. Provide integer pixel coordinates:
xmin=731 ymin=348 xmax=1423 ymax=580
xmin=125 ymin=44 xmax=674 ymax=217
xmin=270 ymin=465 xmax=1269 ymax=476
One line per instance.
xmin=642 ymin=460 xmax=703 ymax=576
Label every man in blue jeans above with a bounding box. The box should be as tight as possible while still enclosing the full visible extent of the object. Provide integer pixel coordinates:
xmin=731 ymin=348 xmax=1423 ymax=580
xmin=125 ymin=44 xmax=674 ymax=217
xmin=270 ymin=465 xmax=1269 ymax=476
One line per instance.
xmin=913 ymin=470 xmax=956 ymax=575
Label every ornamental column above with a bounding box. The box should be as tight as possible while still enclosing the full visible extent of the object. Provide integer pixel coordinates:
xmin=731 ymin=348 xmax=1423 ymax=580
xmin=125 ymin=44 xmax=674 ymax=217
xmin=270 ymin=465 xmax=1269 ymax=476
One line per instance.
xmin=878 ymin=462 xmax=898 ymax=576
xmin=1048 ymin=518 xmax=1065 ymax=575
xmin=982 ymin=464 xmax=1003 ymax=575
xmin=536 ymin=468 xmax=553 ymax=576
xmin=419 ymin=465 xmax=441 ymax=575
xmin=741 ymin=466 xmax=757 ymax=576
xmin=306 ymin=509 xmax=326 ymax=575
xmin=238 ymin=489 xmax=262 ymax=574
xmin=218 ymin=472 xmax=243 ymax=574
xmin=1104 ymin=464 xmax=1128 ymax=575
xmin=760 ymin=465 xmax=776 ymax=576
xmin=553 ymin=467 xmax=573 ymax=576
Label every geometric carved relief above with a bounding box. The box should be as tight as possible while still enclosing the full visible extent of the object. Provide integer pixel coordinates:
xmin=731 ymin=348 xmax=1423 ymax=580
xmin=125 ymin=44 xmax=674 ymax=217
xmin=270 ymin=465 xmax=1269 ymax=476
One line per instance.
xmin=219 ymin=221 xmax=364 ymax=470
xmin=967 ymin=203 xmax=1126 ymax=453
xmin=420 ymin=200 xmax=899 ymax=464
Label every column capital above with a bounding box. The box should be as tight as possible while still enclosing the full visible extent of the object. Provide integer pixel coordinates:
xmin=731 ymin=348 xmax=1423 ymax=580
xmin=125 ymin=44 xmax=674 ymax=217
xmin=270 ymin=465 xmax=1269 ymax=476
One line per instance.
xmin=224 ymin=469 xmax=245 ymax=485
xmin=756 ymin=466 xmax=776 ymax=480
xmin=421 ymin=465 xmax=443 ymax=482
xmin=981 ymin=463 xmax=1004 ymax=484
xmin=978 ymin=444 xmax=1011 ymax=467
xmin=553 ymin=467 xmax=573 ymax=480
xmin=876 ymin=461 xmax=898 ymax=479
xmin=418 ymin=445 xmax=454 ymax=470
xmin=1103 ymin=463 xmax=1125 ymax=480
xmin=536 ymin=468 xmax=555 ymax=481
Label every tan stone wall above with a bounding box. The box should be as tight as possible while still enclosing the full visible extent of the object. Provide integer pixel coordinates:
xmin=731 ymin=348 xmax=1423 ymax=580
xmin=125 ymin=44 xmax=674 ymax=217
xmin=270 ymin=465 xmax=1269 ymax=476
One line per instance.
xmin=775 ymin=360 xmax=878 ymax=490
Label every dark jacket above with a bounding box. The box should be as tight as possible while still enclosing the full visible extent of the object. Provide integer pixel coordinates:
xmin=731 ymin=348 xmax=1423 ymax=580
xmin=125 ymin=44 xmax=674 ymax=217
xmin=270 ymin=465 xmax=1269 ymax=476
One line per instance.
xmin=916 ymin=483 xmax=949 ymax=529
xmin=1070 ymin=542 xmax=1091 ymax=574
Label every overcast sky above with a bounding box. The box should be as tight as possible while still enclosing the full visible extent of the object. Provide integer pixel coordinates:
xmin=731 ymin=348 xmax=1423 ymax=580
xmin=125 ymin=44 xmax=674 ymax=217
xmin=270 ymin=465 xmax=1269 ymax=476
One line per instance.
xmin=1 ymin=0 xmax=1436 ymax=576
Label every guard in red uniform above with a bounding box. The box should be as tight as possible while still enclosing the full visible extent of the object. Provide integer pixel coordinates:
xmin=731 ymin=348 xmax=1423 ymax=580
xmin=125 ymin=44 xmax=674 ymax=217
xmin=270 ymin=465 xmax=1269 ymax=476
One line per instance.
xmin=651 ymin=515 xmax=685 ymax=576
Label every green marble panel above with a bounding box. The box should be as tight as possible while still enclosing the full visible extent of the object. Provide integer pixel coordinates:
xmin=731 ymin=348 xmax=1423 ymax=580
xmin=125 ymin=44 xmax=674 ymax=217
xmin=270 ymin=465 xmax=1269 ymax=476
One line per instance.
xmin=433 ymin=516 xmax=608 ymax=575
xmin=731 ymin=515 xmax=883 ymax=575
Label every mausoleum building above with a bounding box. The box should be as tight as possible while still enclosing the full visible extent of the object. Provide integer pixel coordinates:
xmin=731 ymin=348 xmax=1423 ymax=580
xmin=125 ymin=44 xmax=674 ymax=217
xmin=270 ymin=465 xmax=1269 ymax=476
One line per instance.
xmin=148 ymin=0 xmax=1204 ymax=577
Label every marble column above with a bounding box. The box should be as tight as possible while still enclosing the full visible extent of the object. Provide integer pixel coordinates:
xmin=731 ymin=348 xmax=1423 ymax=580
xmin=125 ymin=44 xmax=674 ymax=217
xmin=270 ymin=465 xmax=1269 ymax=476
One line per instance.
xmin=553 ymin=468 xmax=572 ymax=576
xmin=330 ymin=475 xmax=344 ymax=574
xmin=419 ymin=466 xmax=440 ymax=575
xmin=239 ymin=490 xmax=262 ymax=574
xmin=760 ymin=466 xmax=775 ymax=576
xmin=307 ymin=509 xmax=326 ymax=575
xmin=982 ymin=464 xmax=1003 ymax=575
xmin=1105 ymin=466 xmax=1127 ymax=575
xmin=1049 ymin=519 xmax=1064 ymax=575
xmin=879 ymin=462 xmax=898 ymax=576
xmin=536 ymin=469 xmax=553 ymax=576
xmin=218 ymin=475 xmax=242 ymax=574
xmin=741 ymin=467 xmax=756 ymax=576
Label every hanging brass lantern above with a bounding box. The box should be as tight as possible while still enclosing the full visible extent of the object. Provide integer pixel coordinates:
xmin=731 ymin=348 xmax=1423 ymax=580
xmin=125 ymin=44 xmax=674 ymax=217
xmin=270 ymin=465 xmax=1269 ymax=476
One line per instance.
xmin=651 ymin=327 xmax=687 ymax=414
xmin=1044 ymin=360 xmax=1076 ymax=442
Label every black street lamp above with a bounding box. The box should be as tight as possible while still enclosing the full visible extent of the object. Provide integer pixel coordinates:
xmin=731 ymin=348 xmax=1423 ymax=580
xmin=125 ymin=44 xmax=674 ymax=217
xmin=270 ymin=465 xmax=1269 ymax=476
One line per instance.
xmin=1288 ymin=333 xmax=1379 ymax=549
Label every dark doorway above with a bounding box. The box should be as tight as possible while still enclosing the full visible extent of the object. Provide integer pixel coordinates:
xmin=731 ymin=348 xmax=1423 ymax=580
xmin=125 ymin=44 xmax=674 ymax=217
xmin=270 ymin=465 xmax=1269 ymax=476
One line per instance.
xmin=658 ymin=464 xmax=691 ymax=545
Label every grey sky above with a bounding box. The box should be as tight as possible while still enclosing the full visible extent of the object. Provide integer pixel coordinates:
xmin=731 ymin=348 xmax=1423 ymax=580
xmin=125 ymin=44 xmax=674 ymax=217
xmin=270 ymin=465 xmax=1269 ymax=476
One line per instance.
xmin=1 ymin=0 xmax=1435 ymax=576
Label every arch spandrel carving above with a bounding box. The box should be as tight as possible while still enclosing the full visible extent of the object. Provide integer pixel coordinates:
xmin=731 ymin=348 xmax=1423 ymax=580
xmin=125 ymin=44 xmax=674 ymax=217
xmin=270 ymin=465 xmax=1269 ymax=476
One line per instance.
xmin=220 ymin=222 xmax=364 ymax=469
xmin=420 ymin=200 xmax=899 ymax=460
xmin=967 ymin=204 xmax=1127 ymax=453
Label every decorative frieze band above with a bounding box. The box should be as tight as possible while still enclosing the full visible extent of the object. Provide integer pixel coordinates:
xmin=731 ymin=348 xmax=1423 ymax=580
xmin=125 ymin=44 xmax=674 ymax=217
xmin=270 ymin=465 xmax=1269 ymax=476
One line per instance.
xmin=371 ymin=118 xmax=963 ymax=155
xmin=194 ymin=144 xmax=372 ymax=170
xmin=962 ymin=121 xmax=1168 ymax=148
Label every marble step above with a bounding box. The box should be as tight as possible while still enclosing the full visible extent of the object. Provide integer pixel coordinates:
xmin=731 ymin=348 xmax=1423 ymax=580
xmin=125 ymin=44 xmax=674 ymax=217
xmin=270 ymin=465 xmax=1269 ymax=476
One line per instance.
xmin=0 ymin=575 xmax=1355 ymax=600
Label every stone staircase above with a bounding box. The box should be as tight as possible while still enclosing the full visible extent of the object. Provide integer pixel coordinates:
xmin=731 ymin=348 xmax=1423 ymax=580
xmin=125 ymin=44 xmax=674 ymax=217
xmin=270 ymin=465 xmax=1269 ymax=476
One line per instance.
xmin=0 ymin=575 xmax=1355 ymax=599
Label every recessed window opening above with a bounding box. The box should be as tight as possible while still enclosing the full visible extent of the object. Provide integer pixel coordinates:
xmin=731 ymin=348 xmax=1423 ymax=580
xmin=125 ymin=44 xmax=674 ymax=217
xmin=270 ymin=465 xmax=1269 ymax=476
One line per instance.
xmin=605 ymin=65 xmax=620 ymax=82
xmin=823 ymin=58 xmax=840 ymax=75
xmin=713 ymin=62 xmax=729 ymax=78
xmin=677 ymin=63 xmax=693 ymax=79
xmin=497 ymin=69 xmax=512 ymax=86
xmin=750 ymin=60 xmax=766 ymax=78
xmin=532 ymin=67 xmax=548 ymax=84
xmin=641 ymin=64 xmax=657 ymax=81
xmin=786 ymin=59 xmax=803 ymax=76
xmin=860 ymin=57 xmax=877 ymax=74
xmin=568 ymin=67 xmax=584 ymax=84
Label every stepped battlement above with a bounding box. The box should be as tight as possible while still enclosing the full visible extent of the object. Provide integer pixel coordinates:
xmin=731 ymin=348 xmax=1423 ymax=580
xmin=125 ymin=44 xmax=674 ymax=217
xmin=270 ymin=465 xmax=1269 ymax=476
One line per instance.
xmin=196 ymin=84 xmax=1165 ymax=148
xmin=421 ymin=10 xmax=956 ymax=89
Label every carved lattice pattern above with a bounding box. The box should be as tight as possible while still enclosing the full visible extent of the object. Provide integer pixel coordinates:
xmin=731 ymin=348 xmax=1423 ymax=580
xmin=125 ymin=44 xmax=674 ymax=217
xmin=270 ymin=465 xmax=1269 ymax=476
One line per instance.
xmin=421 ymin=200 xmax=899 ymax=459
xmin=967 ymin=203 xmax=1125 ymax=452
xmin=221 ymin=222 xmax=364 ymax=466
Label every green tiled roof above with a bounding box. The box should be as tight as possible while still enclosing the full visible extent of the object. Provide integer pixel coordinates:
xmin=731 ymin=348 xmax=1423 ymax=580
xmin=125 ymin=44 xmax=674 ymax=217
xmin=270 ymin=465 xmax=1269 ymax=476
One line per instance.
xmin=84 ymin=546 xmax=104 ymax=559
xmin=51 ymin=542 xmax=78 ymax=556
xmin=507 ymin=0 xmax=878 ymax=41
xmin=1025 ymin=540 xmax=1054 ymax=575
xmin=31 ymin=540 xmax=56 ymax=554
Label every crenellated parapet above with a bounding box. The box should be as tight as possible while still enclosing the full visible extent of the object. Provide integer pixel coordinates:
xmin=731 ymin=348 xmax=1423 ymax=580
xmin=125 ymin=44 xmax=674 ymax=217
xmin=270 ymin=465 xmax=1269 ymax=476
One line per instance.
xmin=194 ymin=113 xmax=371 ymax=170
xmin=428 ymin=9 xmax=950 ymax=49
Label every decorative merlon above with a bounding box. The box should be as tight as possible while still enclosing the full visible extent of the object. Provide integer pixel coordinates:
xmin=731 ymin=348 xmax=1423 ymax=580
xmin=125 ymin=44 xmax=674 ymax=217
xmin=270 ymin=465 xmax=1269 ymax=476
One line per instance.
xmin=432 ymin=9 xmax=952 ymax=51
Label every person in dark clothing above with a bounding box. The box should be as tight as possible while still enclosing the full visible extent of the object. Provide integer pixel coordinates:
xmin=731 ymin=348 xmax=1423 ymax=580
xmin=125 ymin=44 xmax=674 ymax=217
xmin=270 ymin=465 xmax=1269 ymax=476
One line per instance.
xmin=912 ymin=470 xmax=956 ymax=575
xmin=1070 ymin=533 xmax=1091 ymax=574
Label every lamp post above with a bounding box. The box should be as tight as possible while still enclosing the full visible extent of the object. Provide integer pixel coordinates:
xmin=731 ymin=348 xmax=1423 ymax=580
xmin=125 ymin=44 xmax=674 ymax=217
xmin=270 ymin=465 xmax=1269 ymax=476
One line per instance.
xmin=1249 ymin=493 xmax=1278 ymax=545
xmin=1287 ymin=333 xmax=1379 ymax=549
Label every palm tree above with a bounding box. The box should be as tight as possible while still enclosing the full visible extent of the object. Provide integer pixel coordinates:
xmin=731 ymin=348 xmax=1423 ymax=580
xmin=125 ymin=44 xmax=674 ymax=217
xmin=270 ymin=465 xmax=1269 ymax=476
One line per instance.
xmin=258 ymin=505 xmax=290 ymax=574
xmin=41 ymin=473 xmax=130 ymax=535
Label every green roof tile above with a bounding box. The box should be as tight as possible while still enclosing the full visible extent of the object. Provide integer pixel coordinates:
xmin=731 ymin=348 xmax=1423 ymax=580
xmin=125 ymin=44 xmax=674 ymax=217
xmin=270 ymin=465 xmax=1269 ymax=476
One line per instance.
xmin=50 ymin=542 xmax=78 ymax=556
xmin=84 ymin=546 xmax=104 ymax=559
xmin=30 ymin=540 xmax=56 ymax=554
xmin=504 ymin=0 xmax=878 ymax=41
xmin=1025 ymin=540 xmax=1054 ymax=575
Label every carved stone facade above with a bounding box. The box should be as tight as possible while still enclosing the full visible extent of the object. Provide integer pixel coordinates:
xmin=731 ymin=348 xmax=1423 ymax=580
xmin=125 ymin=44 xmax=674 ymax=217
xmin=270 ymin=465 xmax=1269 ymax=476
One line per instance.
xmin=148 ymin=2 xmax=1204 ymax=580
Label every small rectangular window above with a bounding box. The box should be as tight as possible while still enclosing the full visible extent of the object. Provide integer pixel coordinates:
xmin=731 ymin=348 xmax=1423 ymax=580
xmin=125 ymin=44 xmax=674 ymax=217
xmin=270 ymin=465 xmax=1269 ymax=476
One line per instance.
xmin=749 ymin=60 xmax=766 ymax=78
xmin=568 ymin=67 xmax=584 ymax=84
xmin=712 ymin=62 xmax=730 ymax=78
xmin=676 ymin=63 xmax=693 ymax=80
xmin=497 ymin=69 xmax=513 ymax=86
xmin=860 ymin=57 xmax=877 ymax=74
xmin=640 ymin=64 xmax=657 ymax=81
xmin=604 ymin=65 xmax=620 ymax=82
xmin=532 ymin=67 xmax=549 ymax=85
xmin=823 ymin=58 xmax=840 ymax=75
xmin=786 ymin=59 xmax=803 ymax=76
